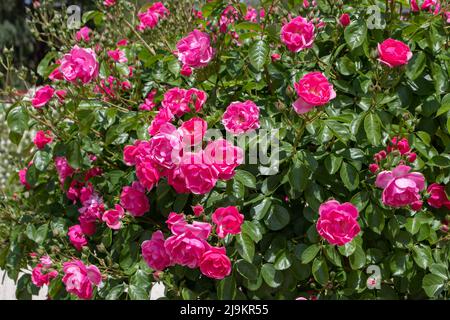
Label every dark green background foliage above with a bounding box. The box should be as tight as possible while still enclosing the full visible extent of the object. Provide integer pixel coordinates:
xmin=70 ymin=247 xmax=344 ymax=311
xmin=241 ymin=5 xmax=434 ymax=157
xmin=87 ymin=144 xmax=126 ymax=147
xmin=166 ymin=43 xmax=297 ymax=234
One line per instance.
xmin=1 ymin=0 xmax=450 ymax=300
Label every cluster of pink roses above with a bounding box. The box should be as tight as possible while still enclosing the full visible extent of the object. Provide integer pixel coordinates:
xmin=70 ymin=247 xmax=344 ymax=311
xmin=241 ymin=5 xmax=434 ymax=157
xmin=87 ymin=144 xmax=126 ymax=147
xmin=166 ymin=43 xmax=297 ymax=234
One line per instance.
xmin=31 ymin=255 xmax=58 ymax=287
xmin=292 ymin=72 xmax=336 ymax=114
xmin=137 ymin=2 xmax=169 ymax=31
xmin=142 ymin=206 xmax=244 ymax=279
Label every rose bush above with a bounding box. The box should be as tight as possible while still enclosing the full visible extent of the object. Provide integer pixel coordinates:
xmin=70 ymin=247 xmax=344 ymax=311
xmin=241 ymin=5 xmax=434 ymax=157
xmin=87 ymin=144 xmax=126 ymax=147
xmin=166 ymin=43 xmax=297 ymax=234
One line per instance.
xmin=0 ymin=0 xmax=449 ymax=300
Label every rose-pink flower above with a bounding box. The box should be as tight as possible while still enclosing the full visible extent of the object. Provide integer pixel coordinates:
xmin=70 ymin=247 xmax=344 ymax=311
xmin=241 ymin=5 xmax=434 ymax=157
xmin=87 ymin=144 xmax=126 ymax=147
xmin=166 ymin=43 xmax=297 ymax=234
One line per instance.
xmin=199 ymin=247 xmax=231 ymax=280
xmin=165 ymin=231 xmax=210 ymax=268
xmin=166 ymin=212 xmax=212 ymax=239
xmin=103 ymin=0 xmax=116 ymax=7
xmin=427 ymin=183 xmax=450 ymax=209
xmin=102 ymin=204 xmax=125 ymax=230
xmin=137 ymin=2 xmax=169 ymax=31
xmin=136 ymin=161 xmax=160 ymax=191
xmin=212 ymin=206 xmax=244 ymax=238
xmin=120 ymin=181 xmax=150 ymax=217
xmin=339 ymin=13 xmax=350 ymax=27
xmin=378 ymin=39 xmax=412 ymax=68
xmin=33 ymin=130 xmax=53 ymax=149
xmin=219 ymin=5 xmax=239 ymax=33
xmin=192 ymin=204 xmax=204 ymax=217
xmin=142 ymin=231 xmax=172 ymax=271
xmin=32 ymin=85 xmax=55 ymax=108
xmin=75 ymin=26 xmax=91 ymax=42
xmin=204 ymin=139 xmax=244 ymax=180
xmin=148 ymin=123 xmax=183 ymax=171
xmin=62 ymin=260 xmax=102 ymax=300
xmin=375 ymin=165 xmax=426 ymax=208
xmin=60 ymin=46 xmax=99 ymax=84
xmin=167 ymin=167 xmax=190 ymax=194
xmin=222 ymin=100 xmax=260 ymax=134
xmin=280 ymin=16 xmax=315 ymax=52
xmin=179 ymin=152 xmax=219 ymax=195
xmin=68 ymin=224 xmax=88 ymax=251
xmin=179 ymin=117 xmax=208 ymax=147
xmin=107 ymin=49 xmax=128 ymax=63
xmin=31 ymin=264 xmax=58 ymax=287
xmin=293 ymin=72 xmax=336 ymax=114
xmin=55 ymin=156 xmax=74 ymax=184
xmin=148 ymin=107 xmax=175 ymax=136
xmin=176 ymin=30 xmax=214 ymax=68
xmin=316 ymin=200 xmax=360 ymax=246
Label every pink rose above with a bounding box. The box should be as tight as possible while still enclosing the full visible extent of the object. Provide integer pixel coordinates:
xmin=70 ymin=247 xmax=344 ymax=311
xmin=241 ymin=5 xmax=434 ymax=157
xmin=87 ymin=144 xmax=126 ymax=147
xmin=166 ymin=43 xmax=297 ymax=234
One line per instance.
xmin=123 ymin=140 xmax=152 ymax=166
xmin=76 ymin=26 xmax=91 ymax=42
xmin=176 ymin=30 xmax=214 ymax=68
xmin=192 ymin=205 xmax=204 ymax=217
xmin=316 ymin=200 xmax=360 ymax=246
xmin=179 ymin=117 xmax=208 ymax=147
xmin=68 ymin=224 xmax=88 ymax=251
xmin=280 ymin=16 xmax=315 ymax=52
xmin=293 ymin=72 xmax=336 ymax=114
xmin=219 ymin=6 xmax=239 ymax=33
xmin=148 ymin=107 xmax=175 ymax=136
xmin=148 ymin=124 xmax=183 ymax=171
xmin=31 ymin=264 xmax=58 ymax=287
xmin=107 ymin=49 xmax=128 ymax=63
xmin=180 ymin=64 xmax=193 ymax=77
xmin=139 ymin=89 xmax=157 ymax=111
xmin=141 ymin=231 xmax=172 ymax=271
xmin=271 ymin=53 xmax=281 ymax=62
xmin=421 ymin=0 xmax=441 ymax=14
xmin=446 ymin=12 xmax=450 ymax=24
xmin=103 ymin=0 xmax=116 ymax=6
xmin=78 ymin=192 xmax=104 ymax=236
xmin=410 ymin=0 xmax=420 ymax=12
xmin=120 ymin=181 xmax=150 ymax=217
xmin=427 ymin=183 xmax=450 ymax=209
xmin=137 ymin=2 xmax=169 ymax=31
xmin=407 ymin=152 xmax=417 ymax=162
xmin=49 ymin=66 xmax=64 ymax=81
xmin=244 ymin=7 xmax=264 ymax=23
xmin=377 ymin=39 xmax=412 ymax=68
xmin=19 ymin=167 xmax=31 ymax=189
xmin=60 ymin=46 xmax=99 ymax=84
xmin=339 ymin=13 xmax=350 ymax=27
xmin=54 ymin=156 xmax=74 ymax=184
xmin=117 ymin=39 xmax=128 ymax=46
xmin=222 ymin=100 xmax=260 ymax=134
xmin=161 ymin=87 xmax=207 ymax=117
xmin=62 ymin=260 xmax=102 ymax=300
xmin=212 ymin=206 xmax=244 ymax=238
xmin=179 ymin=152 xmax=219 ymax=195
xmin=166 ymin=212 xmax=212 ymax=239
xmin=204 ymin=139 xmax=244 ymax=180
xmin=33 ymin=130 xmax=53 ymax=149
xmin=136 ymin=161 xmax=160 ymax=191
xmin=165 ymin=231 xmax=209 ymax=268
xmin=369 ymin=163 xmax=379 ymax=173
xmin=32 ymin=85 xmax=55 ymax=108
xmin=199 ymin=247 xmax=231 ymax=280
xmin=102 ymin=204 xmax=125 ymax=230
xmin=167 ymin=167 xmax=190 ymax=194
xmin=375 ymin=165 xmax=426 ymax=208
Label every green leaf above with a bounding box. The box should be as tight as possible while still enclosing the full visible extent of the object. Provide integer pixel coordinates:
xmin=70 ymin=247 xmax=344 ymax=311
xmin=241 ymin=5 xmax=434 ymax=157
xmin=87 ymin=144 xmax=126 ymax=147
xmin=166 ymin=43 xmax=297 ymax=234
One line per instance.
xmin=241 ymin=221 xmax=263 ymax=243
xmin=364 ymin=112 xmax=381 ymax=146
xmin=26 ymin=224 xmax=48 ymax=244
xmin=67 ymin=141 xmax=82 ymax=169
xmin=300 ymin=244 xmax=321 ymax=264
xmin=324 ymin=245 xmax=342 ymax=267
xmin=429 ymin=263 xmax=449 ymax=280
xmin=436 ymin=94 xmax=450 ymax=117
xmin=264 ymin=204 xmax=290 ymax=231
xmin=105 ymin=284 xmax=125 ymax=300
xmin=234 ymin=170 xmax=257 ymax=189
xmin=312 ymin=257 xmax=329 ymax=286
xmin=217 ymin=276 xmax=237 ymax=300
xmin=33 ymin=150 xmax=52 ymax=171
xmin=235 ymin=233 xmax=255 ymax=263
xmin=349 ymin=245 xmax=366 ymax=270
xmin=338 ymin=241 xmax=356 ymax=257
xmin=340 ymin=162 xmax=360 ymax=191
xmin=261 ymin=263 xmax=283 ymax=288
xmin=422 ymin=274 xmax=445 ymax=298
xmin=37 ymin=51 xmax=58 ymax=78
xmin=249 ymin=40 xmax=268 ymax=71
xmin=344 ymin=20 xmax=367 ymax=50
xmin=324 ymin=154 xmax=343 ymax=175
xmin=412 ymin=246 xmax=433 ymax=270
xmin=429 ymin=156 xmax=450 ymax=168
xmin=406 ymin=52 xmax=426 ymax=80
xmin=234 ymin=22 xmax=262 ymax=32
xmin=274 ymin=250 xmax=292 ymax=270
xmin=288 ymin=162 xmax=308 ymax=192
xmin=128 ymin=285 xmax=149 ymax=300
xmin=430 ymin=62 xmax=448 ymax=94
xmin=235 ymin=260 xmax=258 ymax=281
xmin=7 ymin=106 xmax=29 ymax=144
xmin=250 ymin=197 xmax=272 ymax=220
